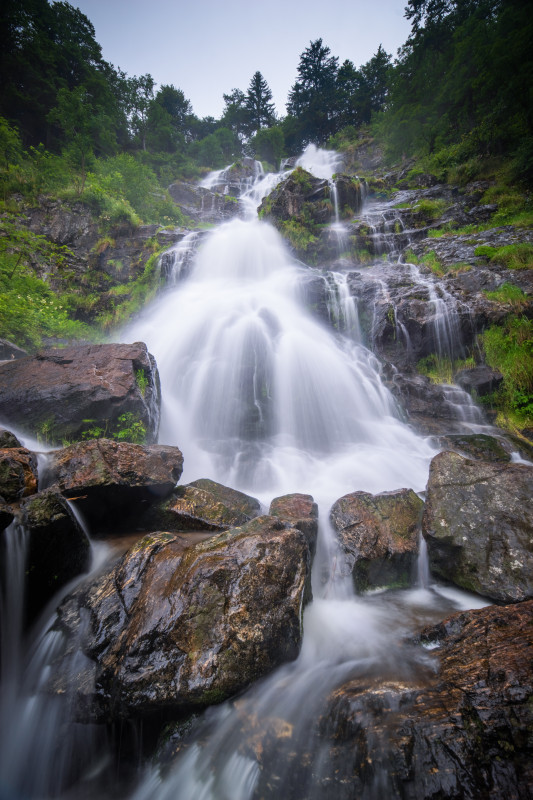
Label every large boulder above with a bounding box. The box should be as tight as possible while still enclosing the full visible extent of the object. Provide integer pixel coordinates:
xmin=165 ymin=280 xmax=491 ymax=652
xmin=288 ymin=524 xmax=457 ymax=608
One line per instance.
xmin=48 ymin=438 xmax=183 ymax=531
xmin=269 ymin=493 xmax=318 ymax=558
xmin=0 ymin=447 xmax=38 ymax=502
xmin=0 ymin=342 xmax=161 ymax=445
xmin=259 ymin=168 xmax=331 ymax=225
xmin=53 ymin=515 xmax=312 ymax=721
xmin=330 ymin=489 xmax=424 ymax=591
xmin=19 ymin=489 xmax=91 ymax=624
xmin=422 ymin=451 xmax=533 ymax=602
xmin=0 ymin=428 xmax=22 ymax=448
xmin=310 ymin=601 xmax=533 ymax=800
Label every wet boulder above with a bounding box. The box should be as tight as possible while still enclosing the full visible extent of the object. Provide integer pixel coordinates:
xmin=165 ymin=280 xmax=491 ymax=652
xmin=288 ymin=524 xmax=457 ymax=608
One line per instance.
xmin=259 ymin=168 xmax=331 ymax=225
xmin=0 ymin=342 xmax=161 ymax=445
xmin=0 ymin=447 xmax=38 ymax=502
xmin=0 ymin=428 xmax=22 ymax=448
xmin=19 ymin=489 xmax=91 ymax=624
xmin=48 ymin=439 xmax=183 ymax=531
xmin=55 ymin=515 xmax=312 ymax=721
xmin=423 ymin=451 xmax=533 ymax=602
xmin=269 ymin=493 xmax=319 ymax=558
xmin=312 ymin=601 xmax=533 ymax=800
xmin=333 ymin=174 xmax=366 ymax=217
xmin=140 ymin=479 xmax=261 ymax=532
xmin=438 ymin=432 xmax=512 ymax=463
xmin=454 ymin=365 xmax=504 ymax=397
xmin=330 ymin=489 xmax=423 ymax=591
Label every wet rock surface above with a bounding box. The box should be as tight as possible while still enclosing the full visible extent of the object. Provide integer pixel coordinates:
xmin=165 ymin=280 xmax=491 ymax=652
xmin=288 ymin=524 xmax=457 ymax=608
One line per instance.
xmin=330 ymin=489 xmax=423 ymax=591
xmin=0 ymin=342 xmax=161 ymax=445
xmin=0 ymin=447 xmax=38 ymax=502
xmin=269 ymin=493 xmax=319 ymax=558
xmin=140 ymin=480 xmax=260 ymax=533
xmin=48 ymin=438 xmax=183 ymax=531
xmin=437 ymin=432 xmax=512 ymax=463
xmin=168 ymin=180 xmax=238 ymax=223
xmin=259 ymin=168 xmax=331 ymax=224
xmin=54 ymin=515 xmax=312 ymax=721
xmin=19 ymin=489 xmax=91 ymax=624
xmin=312 ymin=601 xmax=533 ymax=800
xmin=423 ymin=451 xmax=533 ymax=602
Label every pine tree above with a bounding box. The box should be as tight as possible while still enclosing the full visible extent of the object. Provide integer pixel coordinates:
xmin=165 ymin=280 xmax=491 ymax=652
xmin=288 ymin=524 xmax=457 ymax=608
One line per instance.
xmin=245 ymin=72 xmax=275 ymax=135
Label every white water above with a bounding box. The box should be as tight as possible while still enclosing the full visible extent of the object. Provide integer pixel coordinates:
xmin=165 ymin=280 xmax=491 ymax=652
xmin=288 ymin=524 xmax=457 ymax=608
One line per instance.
xmin=121 ymin=148 xmax=487 ymax=798
xmin=0 ymin=146 xmax=491 ymax=799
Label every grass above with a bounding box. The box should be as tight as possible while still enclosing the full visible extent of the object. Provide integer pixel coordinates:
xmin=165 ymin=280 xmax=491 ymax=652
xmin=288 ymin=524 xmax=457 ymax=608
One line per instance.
xmin=482 ymin=315 xmax=533 ymax=430
xmin=474 ymin=243 xmax=533 ymax=270
xmin=417 ymin=354 xmax=475 ymax=385
xmin=483 ymin=283 xmax=529 ymax=310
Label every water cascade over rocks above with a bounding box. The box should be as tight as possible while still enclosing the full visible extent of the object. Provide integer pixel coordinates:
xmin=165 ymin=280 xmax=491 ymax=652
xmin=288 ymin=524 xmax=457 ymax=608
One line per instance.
xmin=1 ymin=147 xmax=530 ymax=799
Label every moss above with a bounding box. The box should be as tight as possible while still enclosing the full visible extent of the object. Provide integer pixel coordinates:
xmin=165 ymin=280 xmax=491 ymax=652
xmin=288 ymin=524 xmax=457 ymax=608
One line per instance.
xmin=476 ymin=243 xmax=533 ymax=270
xmin=483 ymin=283 xmax=528 ymax=310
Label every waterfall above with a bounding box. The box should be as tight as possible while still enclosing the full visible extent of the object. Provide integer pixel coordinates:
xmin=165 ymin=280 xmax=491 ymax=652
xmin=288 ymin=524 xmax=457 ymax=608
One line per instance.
xmin=0 ymin=146 xmax=492 ymax=799
xmin=121 ymin=148 xmax=487 ymax=798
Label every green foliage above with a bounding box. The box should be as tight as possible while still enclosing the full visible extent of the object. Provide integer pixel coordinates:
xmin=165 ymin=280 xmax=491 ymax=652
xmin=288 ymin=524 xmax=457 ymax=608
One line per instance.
xmin=112 ymin=412 xmax=147 ymax=444
xmin=482 ymin=315 xmax=533 ymax=428
xmin=483 ymin=283 xmax=528 ymax=309
xmin=135 ymin=369 xmax=149 ymax=397
xmin=81 ymin=412 xmax=147 ymax=444
xmin=280 ymin=219 xmax=318 ymax=253
xmin=412 ymin=198 xmax=448 ymax=219
xmin=475 ymin=243 xmax=533 ymax=270
xmin=290 ymin=167 xmax=313 ymax=193
xmin=96 ymin=249 xmax=162 ymax=331
xmin=417 ymin=354 xmax=476 ymax=385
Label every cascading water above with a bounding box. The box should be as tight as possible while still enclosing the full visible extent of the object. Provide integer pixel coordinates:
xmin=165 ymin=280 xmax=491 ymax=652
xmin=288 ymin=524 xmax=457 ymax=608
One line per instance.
xmin=0 ymin=146 xmax=492 ymax=799
xmin=120 ymin=147 xmax=488 ymax=798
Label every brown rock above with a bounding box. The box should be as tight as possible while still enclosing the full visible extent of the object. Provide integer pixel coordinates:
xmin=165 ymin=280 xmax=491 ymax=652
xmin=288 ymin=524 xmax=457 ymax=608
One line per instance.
xmin=269 ymin=493 xmax=319 ymax=557
xmin=20 ymin=489 xmax=91 ymax=624
xmin=330 ymin=489 xmax=423 ymax=591
xmin=314 ymin=602 xmax=533 ymax=800
xmin=0 ymin=342 xmax=161 ymax=445
xmin=54 ymin=515 xmax=312 ymax=721
xmin=49 ymin=438 xmax=183 ymax=531
xmin=0 ymin=447 xmax=38 ymax=502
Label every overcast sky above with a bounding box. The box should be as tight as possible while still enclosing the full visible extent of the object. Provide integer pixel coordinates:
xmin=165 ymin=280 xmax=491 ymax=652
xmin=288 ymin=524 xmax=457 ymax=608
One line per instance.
xmin=73 ymin=0 xmax=411 ymax=119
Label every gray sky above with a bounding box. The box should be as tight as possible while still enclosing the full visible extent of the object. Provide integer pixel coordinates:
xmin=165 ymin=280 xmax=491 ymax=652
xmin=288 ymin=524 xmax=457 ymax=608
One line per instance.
xmin=74 ymin=0 xmax=411 ymax=119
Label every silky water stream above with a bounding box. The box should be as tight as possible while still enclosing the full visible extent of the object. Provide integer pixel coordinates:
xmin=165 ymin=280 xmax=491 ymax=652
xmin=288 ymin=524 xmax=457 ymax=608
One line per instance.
xmin=0 ymin=149 xmax=490 ymax=799
xmin=123 ymin=150 xmax=489 ymax=799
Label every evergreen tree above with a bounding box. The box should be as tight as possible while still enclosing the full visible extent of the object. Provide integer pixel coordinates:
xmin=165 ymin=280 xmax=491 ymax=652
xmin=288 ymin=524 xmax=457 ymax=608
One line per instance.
xmin=286 ymin=39 xmax=339 ymax=146
xmin=245 ymin=72 xmax=275 ymax=135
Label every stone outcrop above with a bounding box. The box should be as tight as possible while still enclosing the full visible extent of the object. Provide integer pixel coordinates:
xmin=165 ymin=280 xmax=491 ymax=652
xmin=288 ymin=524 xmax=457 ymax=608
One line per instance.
xmin=140 ymin=479 xmax=261 ymax=533
xmin=333 ymin=174 xmax=366 ymax=217
xmin=54 ymin=515 xmax=312 ymax=721
xmin=311 ymin=601 xmax=533 ymax=800
xmin=438 ymin=432 xmax=512 ymax=463
xmin=269 ymin=493 xmax=319 ymax=558
xmin=0 ymin=447 xmax=38 ymax=502
xmin=168 ymin=182 xmax=238 ymax=223
xmin=423 ymin=451 xmax=533 ymax=602
xmin=0 ymin=342 xmax=161 ymax=445
xmin=259 ymin=168 xmax=332 ymax=225
xmin=48 ymin=438 xmax=183 ymax=530
xmin=330 ymin=489 xmax=423 ymax=591
xmin=19 ymin=489 xmax=91 ymax=623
